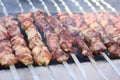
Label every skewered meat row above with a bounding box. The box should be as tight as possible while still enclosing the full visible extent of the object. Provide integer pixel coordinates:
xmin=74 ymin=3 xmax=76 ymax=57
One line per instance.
xmin=45 ymin=16 xmax=77 ymax=53
xmin=83 ymin=12 xmax=120 ymax=58
xmin=1 ymin=16 xmax=33 ymax=65
xmin=18 ymin=12 xmax=52 ymax=65
xmin=33 ymin=10 xmax=69 ymax=62
xmin=0 ymin=19 xmax=17 ymax=66
xmin=59 ymin=13 xmax=106 ymax=55
xmin=58 ymin=12 xmax=120 ymax=58
xmin=98 ymin=12 xmax=120 ymax=45
xmin=0 ymin=11 xmax=120 ymax=66
xmin=58 ymin=13 xmax=93 ymax=57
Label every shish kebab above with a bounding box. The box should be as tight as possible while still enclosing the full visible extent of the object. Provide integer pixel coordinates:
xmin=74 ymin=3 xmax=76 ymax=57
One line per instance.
xmin=16 ymin=0 xmax=56 ymax=80
xmin=70 ymin=0 xmax=120 ymax=76
xmin=89 ymin=0 xmax=120 ymax=48
xmin=18 ymin=12 xmax=52 ymax=66
xmin=56 ymin=0 xmax=119 ymax=78
xmin=55 ymin=0 xmax=107 ymax=80
xmin=34 ymin=0 xmax=78 ymax=80
xmin=0 ymin=0 xmax=21 ymax=80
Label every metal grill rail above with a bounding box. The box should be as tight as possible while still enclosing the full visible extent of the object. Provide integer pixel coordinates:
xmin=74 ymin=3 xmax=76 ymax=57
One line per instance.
xmin=0 ymin=0 xmax=119 ymax=80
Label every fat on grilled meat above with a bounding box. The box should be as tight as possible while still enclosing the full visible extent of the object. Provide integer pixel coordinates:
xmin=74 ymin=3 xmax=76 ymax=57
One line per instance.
xmin=18 ymin=12 xmax=52 ymax=65
xmin=33 ymin=10 xmax=69 ymax=62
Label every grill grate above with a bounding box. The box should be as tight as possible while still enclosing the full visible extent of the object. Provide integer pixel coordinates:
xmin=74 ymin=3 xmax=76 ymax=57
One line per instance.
xmin=0 ymin=0 xmax=120 ymax=80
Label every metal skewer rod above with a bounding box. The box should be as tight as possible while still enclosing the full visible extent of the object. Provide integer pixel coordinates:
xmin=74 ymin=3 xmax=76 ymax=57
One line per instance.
xmin=38 ymin=0 xmax=78 ymax=80
xmin=15 ymin=0 xmax=41 ymax=80
xmin=59 ymin=0 xmax=108 ymax=80
xmin=98 ymin=0 xmax=118 ymax=14
xmin=80 ymin=0 xmax=120 ymax=76
xmin=50 ymin=0 xmax=87 ymax=80
xmin=0 ymin=0 xmax=20 ymax=80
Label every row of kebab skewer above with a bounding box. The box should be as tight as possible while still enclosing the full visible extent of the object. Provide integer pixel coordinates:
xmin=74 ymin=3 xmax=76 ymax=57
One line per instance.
xmin=0 ymin=10 xmax=120 ymax=67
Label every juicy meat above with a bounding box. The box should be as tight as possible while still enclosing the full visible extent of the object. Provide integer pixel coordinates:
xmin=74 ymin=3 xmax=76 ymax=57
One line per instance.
xmin=76 ymin=36 xmax=93 ymax=57
xmin=45 ymin=16 xmax=77 ymax=53
xmin=32 ymin=46 xmax=52 ymax=65
xmin=7 ymin=24 xmax=21 ymax=38
xmin=58 ymin=30 xmax=77 ymax=53
xmin=97 ymin=12 xmax=120 ymax=58
xmin=33 ymin=10 xmax=69 ymax=62
xmin=46 ymin=32 xmax=69 ymax=62
xmin=18 ymin=12 xmax=52 ymax=65
xmin=0 ymin=22 xmax=9 ymax=40
xmin=82 ymin=27 xmax=106 ymax=54
xmin=0 ymin=40 xmax=17 ymax=66
xmin=2 ymin=16 xmax=33 ymax=65
xmin=59 ymin=13 xmax=93 ymax=57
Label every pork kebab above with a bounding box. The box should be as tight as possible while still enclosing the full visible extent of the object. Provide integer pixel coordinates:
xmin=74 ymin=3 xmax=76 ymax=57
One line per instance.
xmin=33 ymin=10 xmax=69 ymax=62
xmin=84 ymin=12 xmax=120 ymax=58
xmin=0 ymin=19 xmax=17 ymax=66
xmin=18 ymin=12 xmax=52 ymax=65
xmin=1 ymin=16 xmax=33 ymax=65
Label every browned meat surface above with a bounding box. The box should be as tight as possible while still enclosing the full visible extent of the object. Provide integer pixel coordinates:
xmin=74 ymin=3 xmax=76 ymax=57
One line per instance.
xmin=2 ymin=16 xmax=33 ymax=65
xmin=59 ymin=13 xmax=93 ymax=57
xmin=18 ymin=12 xmax=52 ymax=65
xmin=33 ymin=10 xmax=69 ymax=62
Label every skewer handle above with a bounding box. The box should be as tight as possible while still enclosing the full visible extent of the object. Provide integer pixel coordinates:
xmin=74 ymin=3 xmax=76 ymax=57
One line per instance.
xmin=28 ymin=65 xmax=40 ymax=80
xmin=101 ymin=52 xmax=120 ymax=76
xmin=62 ymin=61 xmax=78 ymax=80
xmin=9 ymin=65 xmax=21 ymax=80
xmin=46 ymin=66 xmax=55 ymax=80
xmin=88 ymin=56 xmax=108 ymax=80
xmin=70 ymin=54 xmax=87 ymax=80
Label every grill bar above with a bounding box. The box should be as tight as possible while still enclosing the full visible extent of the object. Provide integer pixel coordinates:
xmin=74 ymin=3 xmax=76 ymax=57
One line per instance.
xmin=50 ymin=0 xmax=87 ymax=80
xmin=98 ymin=0 xmax=118 ymax=14
xmin=81 ymin=0 xmax=120 ymax=76
xmin=0 ymin=0 xmax=20 ymax=80
xmin=38 ymin=0 xmax=78 ymax=80
xmin=91 ymin=0 xmax=106 ymax=12
xmin=57 ymin=0 xmax=108 ymax=80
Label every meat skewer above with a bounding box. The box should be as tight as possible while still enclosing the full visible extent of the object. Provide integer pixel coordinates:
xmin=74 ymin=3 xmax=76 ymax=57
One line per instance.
xmin=89 ymin=0 xmax=120 ymax=75
xmin=17 ymin=0 xmax=58 ymax=80
xmin=58 ymin=0 xmax=109 ymax=80
xmin=16 ymin=0 xmax=54 ymax=80
xmin=1 ymin=16 xmax=33 ymax=66
xmin=35 ymin=1 xmax=78 ymax=80
xmin=50 ymin=0 xmax=91 ymax=80
xmin=71 ymin=0 xmax=120 ymax=76
xmin=0 ymin=0 xmax=20 ymax=80
xmin=33 ymin=11 xmax=69 ymax=62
